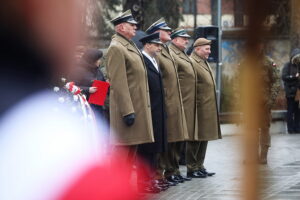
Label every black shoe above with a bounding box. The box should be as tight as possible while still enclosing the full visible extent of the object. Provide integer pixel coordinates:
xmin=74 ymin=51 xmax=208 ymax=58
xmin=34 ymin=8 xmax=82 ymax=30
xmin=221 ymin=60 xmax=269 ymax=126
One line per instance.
xmin=187 ymin=171 xmax=207 ymax=178
xmin=173 ymin=175 xmax=185 ymax=183
xmin=167 ymin=181 xmax=177 ymax=186
xmin=138 ymin=185 xmax=161 ymax=193
xmin=162 ymin=178 xmax=177 ymax=186
xmin=166 ymin=175 xmax=180 ymax=184
xmin=177 ymin=174 xmax=192 ymax=181
xmin=199 ymin=169 xmax=215 ymax=176
xmin=155 ymin=179 xmax=170 ymax=189
xmin=160 ymin=177 xmax=178 ymax=186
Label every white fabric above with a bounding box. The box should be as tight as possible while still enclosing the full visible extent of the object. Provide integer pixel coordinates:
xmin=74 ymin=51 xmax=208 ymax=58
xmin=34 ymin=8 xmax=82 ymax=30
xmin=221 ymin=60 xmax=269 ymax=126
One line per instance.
xmin=142 ymin=50 xmax=159 ymax=72
xmin=0 ymin=91 xmax=108 ymax=200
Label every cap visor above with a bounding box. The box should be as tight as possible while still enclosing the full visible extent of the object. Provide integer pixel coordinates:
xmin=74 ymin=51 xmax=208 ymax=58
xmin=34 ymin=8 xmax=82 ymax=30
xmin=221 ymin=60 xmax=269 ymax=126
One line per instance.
xmin=151 ymin=41 xmax=163 ymax=45
xmin=160 ymin=26 xmax=172 ymax=31
xmin=179 ymin=33 xmax=191 ymax=38
xmin=127 ymin=19 xmax=138 ymax=24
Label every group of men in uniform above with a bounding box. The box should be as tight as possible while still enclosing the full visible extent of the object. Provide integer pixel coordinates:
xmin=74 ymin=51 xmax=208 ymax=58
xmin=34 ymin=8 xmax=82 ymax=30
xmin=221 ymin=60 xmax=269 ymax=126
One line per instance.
xmin=106 ymin=10 xmax=222 ymax=193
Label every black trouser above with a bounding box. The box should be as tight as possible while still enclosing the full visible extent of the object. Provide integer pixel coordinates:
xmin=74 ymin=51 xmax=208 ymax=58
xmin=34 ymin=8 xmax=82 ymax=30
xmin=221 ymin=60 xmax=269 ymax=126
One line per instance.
xmin=136 ymin=150 xmax=157 ymax=186
xmin=286 ymin=97 xmax=300 ymax=133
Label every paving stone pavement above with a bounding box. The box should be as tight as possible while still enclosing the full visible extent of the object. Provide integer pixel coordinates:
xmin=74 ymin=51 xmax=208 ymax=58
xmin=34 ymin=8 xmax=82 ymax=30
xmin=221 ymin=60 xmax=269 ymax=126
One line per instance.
xmin=145 ymin=133 xmax=300 ymax=200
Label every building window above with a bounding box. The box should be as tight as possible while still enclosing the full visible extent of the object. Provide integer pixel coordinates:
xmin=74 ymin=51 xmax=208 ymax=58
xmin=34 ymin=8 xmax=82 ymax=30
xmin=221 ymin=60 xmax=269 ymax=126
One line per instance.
xmin=183 ymin=0 xmax=195 ymax=14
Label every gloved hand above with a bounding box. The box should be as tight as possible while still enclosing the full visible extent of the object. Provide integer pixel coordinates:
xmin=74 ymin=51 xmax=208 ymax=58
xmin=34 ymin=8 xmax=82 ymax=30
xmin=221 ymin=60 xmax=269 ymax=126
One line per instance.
xmin=123 ymin=113 xmax=135 ymax=126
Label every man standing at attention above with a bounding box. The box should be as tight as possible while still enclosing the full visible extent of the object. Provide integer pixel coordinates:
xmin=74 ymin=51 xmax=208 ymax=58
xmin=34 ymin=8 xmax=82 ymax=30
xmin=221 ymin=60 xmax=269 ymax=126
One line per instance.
xmin=169 ymin=28 xmax=197 ymax=181
xmin=137 ymin=32 xmax=167 ymax=193
xmin=145 ymin=20 xmax=189 ymax=185
xmin=106 ymin=10 xmax=154 ymax=177
xmin=187 ymin=38 xmax=222 ymax=178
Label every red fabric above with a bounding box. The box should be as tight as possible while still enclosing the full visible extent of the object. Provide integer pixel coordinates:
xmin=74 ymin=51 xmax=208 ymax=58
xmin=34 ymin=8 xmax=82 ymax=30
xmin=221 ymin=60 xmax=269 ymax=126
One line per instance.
xmin=66 ymin=82 xmax=81 ymax=95
xmin=59 ymin=152 xmax=147 ymax=200
xmin=88 ymin=80 xmax=109 ymax=106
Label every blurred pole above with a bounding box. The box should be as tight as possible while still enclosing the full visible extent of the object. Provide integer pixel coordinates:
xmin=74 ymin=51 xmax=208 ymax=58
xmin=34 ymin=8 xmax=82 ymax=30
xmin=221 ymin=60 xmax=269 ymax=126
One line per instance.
xmin=241 ymin=1 xmax=272 ymax=200
xmin=216 ymin=0 xmax=222 ymax=110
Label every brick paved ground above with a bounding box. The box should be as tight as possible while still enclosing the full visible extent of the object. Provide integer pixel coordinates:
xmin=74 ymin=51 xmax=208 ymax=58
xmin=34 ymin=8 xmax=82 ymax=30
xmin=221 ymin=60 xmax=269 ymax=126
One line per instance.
xmin=143 ymin=133 xmax=300 ymax=200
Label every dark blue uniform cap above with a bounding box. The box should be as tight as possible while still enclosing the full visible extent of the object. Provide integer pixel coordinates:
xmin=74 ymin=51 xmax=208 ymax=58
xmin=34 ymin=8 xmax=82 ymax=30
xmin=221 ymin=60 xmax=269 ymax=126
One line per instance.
xmin=139 ymin=32 xmax=163 ymax=45
xmin=145 ymin=18 xmax=172 ymax=34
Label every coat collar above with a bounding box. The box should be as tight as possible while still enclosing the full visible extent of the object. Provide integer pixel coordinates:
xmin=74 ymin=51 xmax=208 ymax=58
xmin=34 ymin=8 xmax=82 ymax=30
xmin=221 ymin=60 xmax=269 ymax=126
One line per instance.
xmin=113 ymin=33 xmax=141 ymax=56
xmin=142 ymin=54 xmax=160 ymax=74
xmin=169 ymin=43 xmax=191 ymax=63
xmin=191 ymin=52 xmax=210 ymax=71
xmin=161 ymin=45 xmax=172 ymax=60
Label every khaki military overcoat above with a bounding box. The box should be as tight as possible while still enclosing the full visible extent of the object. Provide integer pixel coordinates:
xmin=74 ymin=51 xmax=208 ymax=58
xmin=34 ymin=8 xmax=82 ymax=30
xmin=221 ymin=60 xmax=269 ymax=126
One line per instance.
xmin=169 ymin=43 xmax=197 ymax=141
xmin=156 ymin=45 xmax=189 ymax=142
xmin=106 ymin=34 xmax=154 ymax=145
xmin=190 ymin=52 xmax=222 ymax=141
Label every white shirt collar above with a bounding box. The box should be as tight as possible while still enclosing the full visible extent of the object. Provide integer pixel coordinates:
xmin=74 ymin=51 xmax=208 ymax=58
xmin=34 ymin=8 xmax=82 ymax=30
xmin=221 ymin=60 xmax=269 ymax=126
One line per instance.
xmin=142 ymin=50 xmax=159 ymax=72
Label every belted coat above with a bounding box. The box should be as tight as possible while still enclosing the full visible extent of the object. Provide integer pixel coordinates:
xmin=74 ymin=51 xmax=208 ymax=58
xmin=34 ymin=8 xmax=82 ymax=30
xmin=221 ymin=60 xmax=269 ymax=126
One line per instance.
xmin=190 ymin=52 xmax=222 ymax=141
xmin=156 ymin=45 xmax=188 ymax=142
xmin=106 ymin=34 xmax=154 ymax=145
xmin=169 ymin=43 xmax=197 ymax=141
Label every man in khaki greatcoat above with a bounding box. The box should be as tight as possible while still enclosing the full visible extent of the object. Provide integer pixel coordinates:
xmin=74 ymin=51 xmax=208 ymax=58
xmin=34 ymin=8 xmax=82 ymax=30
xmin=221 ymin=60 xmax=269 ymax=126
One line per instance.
xmin=168 ymin=28 xmax=198 ymax=181
xmin=106 ymin=10 xmax=154 ymax=176
xmin=187 ymin=38 xmax=222 ymax=178
xmin=145 ymin=20 xmax=189 ymax=185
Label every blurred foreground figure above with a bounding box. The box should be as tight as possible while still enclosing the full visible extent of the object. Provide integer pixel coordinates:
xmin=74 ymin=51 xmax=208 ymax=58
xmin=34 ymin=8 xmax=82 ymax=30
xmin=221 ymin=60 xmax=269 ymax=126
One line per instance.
xmin=238 ymin=42 xmax=280 ymax=164
xmin=282 ymin=48 xmax=300 ymax=134
xmin=0 ymin=1 xmax=142 ymax=199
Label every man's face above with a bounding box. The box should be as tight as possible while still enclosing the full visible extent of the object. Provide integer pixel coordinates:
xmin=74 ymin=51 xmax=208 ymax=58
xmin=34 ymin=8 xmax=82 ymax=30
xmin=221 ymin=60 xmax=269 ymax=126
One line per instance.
xmin=122 ymin=22 xmax=137 ymax=39
xmin=172 ymin=37 xmax=189 ymax=50
xmin=195 ymin=45 xmax=211 ymax=60
xmin=158 ymin=30 xmax=171 ymax=43
xmin=146 ymin=43 xmax=162 ymax=57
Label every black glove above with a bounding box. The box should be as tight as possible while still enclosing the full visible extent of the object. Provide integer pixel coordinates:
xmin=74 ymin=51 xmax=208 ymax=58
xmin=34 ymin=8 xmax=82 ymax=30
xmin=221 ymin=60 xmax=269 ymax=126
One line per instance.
xmin=123 ymin=113 xmax=135 ymax=126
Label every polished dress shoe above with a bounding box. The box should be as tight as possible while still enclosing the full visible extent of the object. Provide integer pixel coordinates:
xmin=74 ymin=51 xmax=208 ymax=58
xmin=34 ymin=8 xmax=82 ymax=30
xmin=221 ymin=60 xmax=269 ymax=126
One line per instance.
xmin=199 ymin=168 xmax=215 ymax=176
xmin=176 ymin=174 xmax=192 ymax=181
xmin=187 ymin=171 xmax=207 ymax=178
xmin=138 ymin=184 xmax=161 ymax=193
xmin=167 ymin=175 xmax=182 ymax=183
xmin=157 ymin=179 xmax=176 ymax=187
xmin=154 ymin=179 xmax=169 ymax=190
xmin=173 ymin=175 xmax=185 ymax=183
xmin=161 ymin=178 xmax=177 ymax=186
xmin=166 ymin=180 xmax=177 ymax=186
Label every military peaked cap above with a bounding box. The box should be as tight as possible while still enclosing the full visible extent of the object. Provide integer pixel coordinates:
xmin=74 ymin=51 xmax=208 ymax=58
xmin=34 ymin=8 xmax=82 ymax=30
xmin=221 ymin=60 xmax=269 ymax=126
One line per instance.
xmin=170 ymin=28 xmax=191 ymax=39
xmin=111 ymin=9 xmax=138 ymax=26
xmin=145 ymin=18 xmax=172 ymax=34
xmin=139 ymin=32 xmax=162 ymax=45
